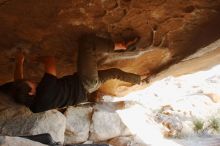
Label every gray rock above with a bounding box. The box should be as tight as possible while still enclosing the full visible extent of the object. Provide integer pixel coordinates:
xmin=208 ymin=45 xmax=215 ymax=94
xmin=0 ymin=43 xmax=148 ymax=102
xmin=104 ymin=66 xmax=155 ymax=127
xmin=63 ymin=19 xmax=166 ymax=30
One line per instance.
xmin=64 ymin=106 xmax=93 ymax=144
xmin=89 ymin=102 xmax=130 ymax=142
xmin=0 ymin=136 xmax=47 ymax=146
xmin=0 ymin=93 xmax=66 ymax=143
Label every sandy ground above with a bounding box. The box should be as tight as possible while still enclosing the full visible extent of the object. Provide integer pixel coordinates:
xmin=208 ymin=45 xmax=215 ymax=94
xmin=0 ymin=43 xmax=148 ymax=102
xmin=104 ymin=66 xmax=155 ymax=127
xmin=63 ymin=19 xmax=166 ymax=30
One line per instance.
xmin=103 ymin=56 xmax=220 ymax=146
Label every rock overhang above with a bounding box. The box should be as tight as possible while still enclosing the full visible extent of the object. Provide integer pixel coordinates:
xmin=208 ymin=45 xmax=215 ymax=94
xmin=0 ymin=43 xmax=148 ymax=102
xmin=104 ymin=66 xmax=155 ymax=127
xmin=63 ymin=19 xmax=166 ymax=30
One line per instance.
xmin=0 ymin=0 xmax=220 ymax=94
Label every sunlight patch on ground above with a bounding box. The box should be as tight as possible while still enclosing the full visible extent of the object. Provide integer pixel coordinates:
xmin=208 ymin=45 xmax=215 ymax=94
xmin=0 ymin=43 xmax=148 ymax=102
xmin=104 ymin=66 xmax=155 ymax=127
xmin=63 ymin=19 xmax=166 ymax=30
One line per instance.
xmin=104 ymin=64 xmax=220 ymax=146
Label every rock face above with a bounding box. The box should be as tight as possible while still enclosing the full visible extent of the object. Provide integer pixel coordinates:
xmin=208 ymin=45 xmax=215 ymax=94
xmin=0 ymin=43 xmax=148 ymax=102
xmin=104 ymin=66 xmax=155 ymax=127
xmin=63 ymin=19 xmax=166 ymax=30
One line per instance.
xmin=0 ymin=0 xmax=220 ymax=95
xmin=89 ymin=102 xmax=131 ymax=142
xmin=0 ymin=136 xmax=47 ymax=146
xmin=64 ymin=106 xmax=93 ymax=144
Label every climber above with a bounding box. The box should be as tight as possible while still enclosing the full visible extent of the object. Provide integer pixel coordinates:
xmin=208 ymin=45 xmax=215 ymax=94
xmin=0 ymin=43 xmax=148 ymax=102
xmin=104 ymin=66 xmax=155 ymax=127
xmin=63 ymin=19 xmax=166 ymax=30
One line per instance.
xmin=0 ymin=33 xmax=142 ymax=113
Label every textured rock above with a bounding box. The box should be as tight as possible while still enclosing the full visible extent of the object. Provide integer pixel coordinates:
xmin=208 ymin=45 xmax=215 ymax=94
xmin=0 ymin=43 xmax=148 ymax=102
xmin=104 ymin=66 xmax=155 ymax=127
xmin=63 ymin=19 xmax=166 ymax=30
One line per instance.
xmin=89 ymin=102 xmax=131 ymax=142
xmin=0 ymin=136 xmax=47 ymax=146
xmin=0 ymin=93 xmax=66 ymax=143
xmin=0 ymin=0 xmax=220 ymax=96
xmin=64 ymin=106 xmax=93 ymax=144
xmin=152 ymin=39 xmax=220 ymax=81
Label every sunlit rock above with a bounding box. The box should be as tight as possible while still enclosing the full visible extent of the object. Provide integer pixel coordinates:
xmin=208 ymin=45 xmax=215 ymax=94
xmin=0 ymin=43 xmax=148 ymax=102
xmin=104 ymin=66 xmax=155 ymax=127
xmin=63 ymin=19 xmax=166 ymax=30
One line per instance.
xmin=155 ymin=113 xmax=183 ymax=137
xmin=64 ymin=106 xmax=93 ymax=144
xmin=0 ymin=136 xmax=47 ymax=146
xmin=89 ymin=102 xmax=131 ymax=141
xmin=111 ymin=64 xmax=220 ymax=145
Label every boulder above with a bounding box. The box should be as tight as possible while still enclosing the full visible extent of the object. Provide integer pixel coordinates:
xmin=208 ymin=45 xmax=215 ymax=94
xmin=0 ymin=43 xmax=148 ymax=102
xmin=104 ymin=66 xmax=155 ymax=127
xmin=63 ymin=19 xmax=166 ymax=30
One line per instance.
xmin=0 ymin=136 xmax=47 ymax=146
xmin=0 ymin=93 xmax=66 ymax=143
xmin=64 ymin=106 xmax=93 ymax=144
xmin=89 ymin=102 xmax=131 ymax=142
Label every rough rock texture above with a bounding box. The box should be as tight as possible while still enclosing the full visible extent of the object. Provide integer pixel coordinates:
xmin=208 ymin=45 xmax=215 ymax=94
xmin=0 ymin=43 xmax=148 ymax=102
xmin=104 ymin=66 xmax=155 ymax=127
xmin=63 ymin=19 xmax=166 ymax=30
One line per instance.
xmin=0 ymin=92 xmax=134 ymax=145
xmin=89 ymin=102 xmax=131 ymax=142
xmin=0 ymin=93 xmax=66 ymax=143
xmin=64 ymin=106 xmax=93 ymax=144
xmin=0 ymin=0 xmax=220 ymax=95
xmin=152 ymin=39 xmax=220 ymax=81
xmin=0 ymin=136 xmax=47 ymax=146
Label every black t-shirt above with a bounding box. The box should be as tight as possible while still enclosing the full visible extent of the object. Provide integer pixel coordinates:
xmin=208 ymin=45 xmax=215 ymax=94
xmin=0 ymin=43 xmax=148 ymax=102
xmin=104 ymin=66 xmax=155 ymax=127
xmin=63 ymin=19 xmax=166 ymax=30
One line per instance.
xmin=30 ymin=73 xmax=88 ymax=113
xmin=0 ymin=82 xmax=14 ymax=96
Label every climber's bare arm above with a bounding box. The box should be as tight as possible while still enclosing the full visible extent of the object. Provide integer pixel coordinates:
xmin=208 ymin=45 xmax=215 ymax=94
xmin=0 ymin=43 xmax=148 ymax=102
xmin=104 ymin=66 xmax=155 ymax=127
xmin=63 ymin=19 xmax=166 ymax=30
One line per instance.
xmin=41 ymin=56 xmax=57 ymax=76
xmin=37 ymin=56 xmax=57 ymax=76
xmin=14 ymin=52 xmax=24 ymax=81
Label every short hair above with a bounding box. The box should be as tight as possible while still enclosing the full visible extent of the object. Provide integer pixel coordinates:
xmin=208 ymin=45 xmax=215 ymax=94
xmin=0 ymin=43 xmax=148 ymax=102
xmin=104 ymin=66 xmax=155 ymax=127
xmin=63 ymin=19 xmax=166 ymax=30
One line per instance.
xmin=12 ymin=80 xmax=34 ymax=107
xmin=0 ymin=82 xmax=14 ymax=95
